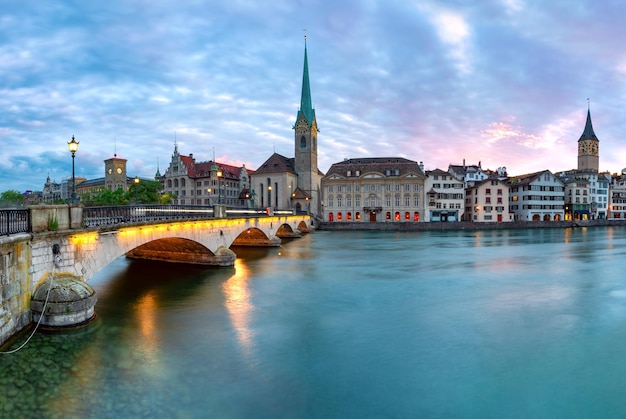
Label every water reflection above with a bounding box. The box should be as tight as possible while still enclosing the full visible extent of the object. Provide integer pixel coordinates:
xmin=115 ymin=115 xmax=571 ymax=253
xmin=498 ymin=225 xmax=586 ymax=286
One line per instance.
xmin=222 ymin=258 xmax=255 ymax=361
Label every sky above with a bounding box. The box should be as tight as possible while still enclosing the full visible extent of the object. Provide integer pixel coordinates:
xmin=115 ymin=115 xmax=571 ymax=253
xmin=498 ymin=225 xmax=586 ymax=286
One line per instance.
xmin=2 ymin=0 xmax=626 ymax=193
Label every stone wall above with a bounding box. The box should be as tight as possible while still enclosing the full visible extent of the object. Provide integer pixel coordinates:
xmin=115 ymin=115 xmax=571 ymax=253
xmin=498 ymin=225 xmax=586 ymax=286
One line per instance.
xmin=0 ymin=234 xmax=32 ymax=347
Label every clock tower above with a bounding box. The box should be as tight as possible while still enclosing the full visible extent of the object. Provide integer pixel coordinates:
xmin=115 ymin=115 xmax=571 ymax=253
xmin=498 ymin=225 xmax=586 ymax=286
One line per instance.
xmin=104 ymin=155 xmax=128 ymax=191
xmin=293 ymin=36 xmax=322 ymax=214
xmin=577 ymin=108 xmax=599 ymax=172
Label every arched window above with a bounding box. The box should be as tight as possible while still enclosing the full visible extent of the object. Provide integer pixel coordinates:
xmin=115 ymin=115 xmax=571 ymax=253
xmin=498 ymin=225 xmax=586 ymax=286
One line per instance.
xmin=386 ymin=212 xmax=391 ymax=220
xmin=356 ymin=212 xmax=361 ymax=220
xmin=543 ymin=214 xmax=551 ymax=221
xmin=347 ymin=212 xmax=352 ymax=220
xmin=174 ymin=179 xmax=179 ymax=187
xmin=337 ymin=212 xmax=343 ymax=221
xmin=405 ymin=212 xmax=410 ymax=220
xmin=413 ymin=212 xmax=420 ymax=222
xmin=533 ymin=214 xmax=540 ymax=221
xmin=329 ymin=212 xmax=334 ymax=222
xmin=167 ymin=179 xmax=172 ymax=188
xmin=181 ymin=178 xmax=186 ymax=187
xmin=394 ymin=212 xmax=400 ymax=221
xmin=301 ymin=136 xmax=306 ymax=149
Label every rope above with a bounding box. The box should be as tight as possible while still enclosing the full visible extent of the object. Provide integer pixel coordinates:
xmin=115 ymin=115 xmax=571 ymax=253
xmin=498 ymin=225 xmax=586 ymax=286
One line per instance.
xmin=0 ymin=270 xmax=55 ymax=355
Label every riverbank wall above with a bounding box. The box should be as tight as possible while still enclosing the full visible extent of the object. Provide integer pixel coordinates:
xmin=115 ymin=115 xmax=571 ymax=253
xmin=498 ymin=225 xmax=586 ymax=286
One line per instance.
xmin=318 ymin=219 xmax=626 ymax=231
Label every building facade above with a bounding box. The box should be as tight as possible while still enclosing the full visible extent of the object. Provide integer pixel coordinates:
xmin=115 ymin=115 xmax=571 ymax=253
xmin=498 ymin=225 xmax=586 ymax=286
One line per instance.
xmin=322 ymin=157 xmax=426 ymax=222
xmin=161 ymin=145 xmax=251 ymax=207
xmin=464 ymin=178 xmax=512 ymax=222
xmin=424 ymin=169 xmax=465 ymax=222
xmin=508 ymin=170 xmax=565 ymax=221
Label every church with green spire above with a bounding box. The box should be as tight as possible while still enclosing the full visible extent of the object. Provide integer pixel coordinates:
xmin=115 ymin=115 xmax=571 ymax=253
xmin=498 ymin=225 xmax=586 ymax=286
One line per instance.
xmin=251 ymin=37 xmax=323 ymax=216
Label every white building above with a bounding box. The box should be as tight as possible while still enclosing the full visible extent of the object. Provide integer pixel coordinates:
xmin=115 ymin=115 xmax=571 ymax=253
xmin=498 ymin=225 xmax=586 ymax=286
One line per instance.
xmin=424 ymin=169 xmax=465 ymax=222
xmin=508 ymin=170 xmax=565 ymax=221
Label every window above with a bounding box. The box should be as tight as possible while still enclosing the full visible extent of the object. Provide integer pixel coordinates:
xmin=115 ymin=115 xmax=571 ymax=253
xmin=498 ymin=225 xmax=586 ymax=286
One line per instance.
xmin=337 ymin=197 xmax=343 ymax=207
xmin=395 ymin=197 xmax=400 ymax=206
xmin=301 ymin=136 xmax=306 ymax=148
xmin=337 ymin=212 xmax=343 ymax=220
xmin=485 ymin=188 xmax=491 ymax=194
xmin=405 ymin=212 xmax=410 ymax=220
xmin=355 ymin=197 xmax=360 ymax=207
xmin=394 ymin=212 xmax=400 ymax=221
xmin=328 ymin=185 xmax=333 ymax=192
xmin=413 ymin=212 xmax=420 ymax=222
xmin=328 ymin=212 xmax=334 ymax=222
xmin=405 ymin=196 xmax=410 ymax=207
xmin=356 ymin=212 xmax=361 ymax=220
xmin=386 ymin=212 xmax=391 ymax=220
xmin=347 ymin=212 xmax=352 ymax=220
xmin=414 ymin=197 xmax=419 ymax=206
xmin=328 ymin=198 xmax=333 ymax=207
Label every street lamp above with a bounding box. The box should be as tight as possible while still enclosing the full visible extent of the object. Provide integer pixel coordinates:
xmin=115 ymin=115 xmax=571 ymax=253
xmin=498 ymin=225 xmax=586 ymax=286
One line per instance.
xmin=217 ymin=169 xmax=223 ymax=204
xmin=67 ymin=135 xmax=79 ymax=204
xmin=134 ymin=176 xmax=140 ymax=204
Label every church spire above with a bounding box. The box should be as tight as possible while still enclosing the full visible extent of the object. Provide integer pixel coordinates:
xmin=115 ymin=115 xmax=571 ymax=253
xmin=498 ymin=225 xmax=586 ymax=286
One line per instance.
xmin=579 ymin=107 xmax=599 ymax=142
xmin=296 ymin=35 xmax=315 ymax=126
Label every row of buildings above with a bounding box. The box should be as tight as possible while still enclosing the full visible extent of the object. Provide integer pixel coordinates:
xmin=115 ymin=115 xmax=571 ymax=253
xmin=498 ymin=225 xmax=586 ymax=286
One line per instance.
xmin=38 ymin=39 xmax=624 ymax=223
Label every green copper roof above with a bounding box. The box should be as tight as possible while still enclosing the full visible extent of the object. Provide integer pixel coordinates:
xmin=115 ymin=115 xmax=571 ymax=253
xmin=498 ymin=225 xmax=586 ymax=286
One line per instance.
xmin=296 ymin=41 xmax=316 ymax=126
xmin=579 ymin=109 xmax=599 ymax=142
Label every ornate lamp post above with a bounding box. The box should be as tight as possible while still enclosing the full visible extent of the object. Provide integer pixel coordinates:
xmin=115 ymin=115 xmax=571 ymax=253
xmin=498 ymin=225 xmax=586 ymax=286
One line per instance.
xmin=217 ymin=169 xmax=223 ymax=205
xmin=134 ymin=176 xmax=140 ymax=204
xmin=67 ymin=136 xmax=79 ymax=204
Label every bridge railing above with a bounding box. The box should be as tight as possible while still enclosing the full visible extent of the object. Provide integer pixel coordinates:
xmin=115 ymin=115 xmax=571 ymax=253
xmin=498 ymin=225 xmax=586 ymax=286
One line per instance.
xmin=0 ymin=208 xmax=31 ymax=236
xmin=83 ymin=205 xmax=220 ymax=227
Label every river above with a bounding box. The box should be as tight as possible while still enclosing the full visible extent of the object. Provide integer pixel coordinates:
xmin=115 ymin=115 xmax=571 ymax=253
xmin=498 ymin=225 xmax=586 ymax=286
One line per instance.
xmin=2 ymin=227 xmax=626 ymax=418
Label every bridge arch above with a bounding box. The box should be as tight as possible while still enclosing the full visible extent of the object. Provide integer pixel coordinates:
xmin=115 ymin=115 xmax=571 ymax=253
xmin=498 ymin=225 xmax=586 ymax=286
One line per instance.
xmin=51 ymin=215 xmax=312 ymax=283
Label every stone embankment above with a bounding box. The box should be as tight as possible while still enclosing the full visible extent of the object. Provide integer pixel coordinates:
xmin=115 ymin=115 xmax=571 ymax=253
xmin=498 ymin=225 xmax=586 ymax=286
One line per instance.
xmin=318 ymin=219 xmax=626 ymax=231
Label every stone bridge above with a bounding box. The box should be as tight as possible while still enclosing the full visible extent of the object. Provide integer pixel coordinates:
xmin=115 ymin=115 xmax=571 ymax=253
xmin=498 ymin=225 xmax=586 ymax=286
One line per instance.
xmin=0 ymin=205 xmax=313 ymax=347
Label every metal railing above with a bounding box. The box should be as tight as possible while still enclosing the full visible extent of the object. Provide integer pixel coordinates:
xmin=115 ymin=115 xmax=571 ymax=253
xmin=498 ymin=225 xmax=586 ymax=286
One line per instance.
xmin=0 ymin=209 xmax=31 ymax=236
xmin=83 ymin=205 xmax=218 ymax=228
xmin=83 ymin=205 xmax=296 ymax=228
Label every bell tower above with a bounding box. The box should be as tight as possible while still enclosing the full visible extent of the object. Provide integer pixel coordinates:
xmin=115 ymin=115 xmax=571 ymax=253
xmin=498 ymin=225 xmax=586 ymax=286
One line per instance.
xmin=294 ymin=35 xmax=321 ymax=213
xmin=577 ymin=105 xmax=599 ymax=172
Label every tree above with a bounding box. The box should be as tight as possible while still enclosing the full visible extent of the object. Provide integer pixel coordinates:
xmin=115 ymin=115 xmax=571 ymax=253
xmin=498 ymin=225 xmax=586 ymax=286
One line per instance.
xmin=0 ymin=190 xmax=25 ymax=207
xmin=126 ymin=180 xmax=161 ymax=204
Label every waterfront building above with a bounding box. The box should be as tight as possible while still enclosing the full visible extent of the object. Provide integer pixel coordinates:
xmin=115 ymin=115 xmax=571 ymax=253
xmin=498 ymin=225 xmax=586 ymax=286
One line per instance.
xmin=557 ymin=170 xmax=610 ymax=220
xmin=464 ymin=178 xmax=512 ymax=222
xmin=609 ymin=169 xmax=626 ymax=219
xmin=251 ymin=38 xmax=323 ymax=216
xmin=161 ymin=144 xmax=251 ymax=207
xmin=322 ymin=157 xmax=426 ymax=222
xmin=424 ymin=169 xmax=465 ymax=222
xmin=508 ymin=170 xmax=565 ymax=221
